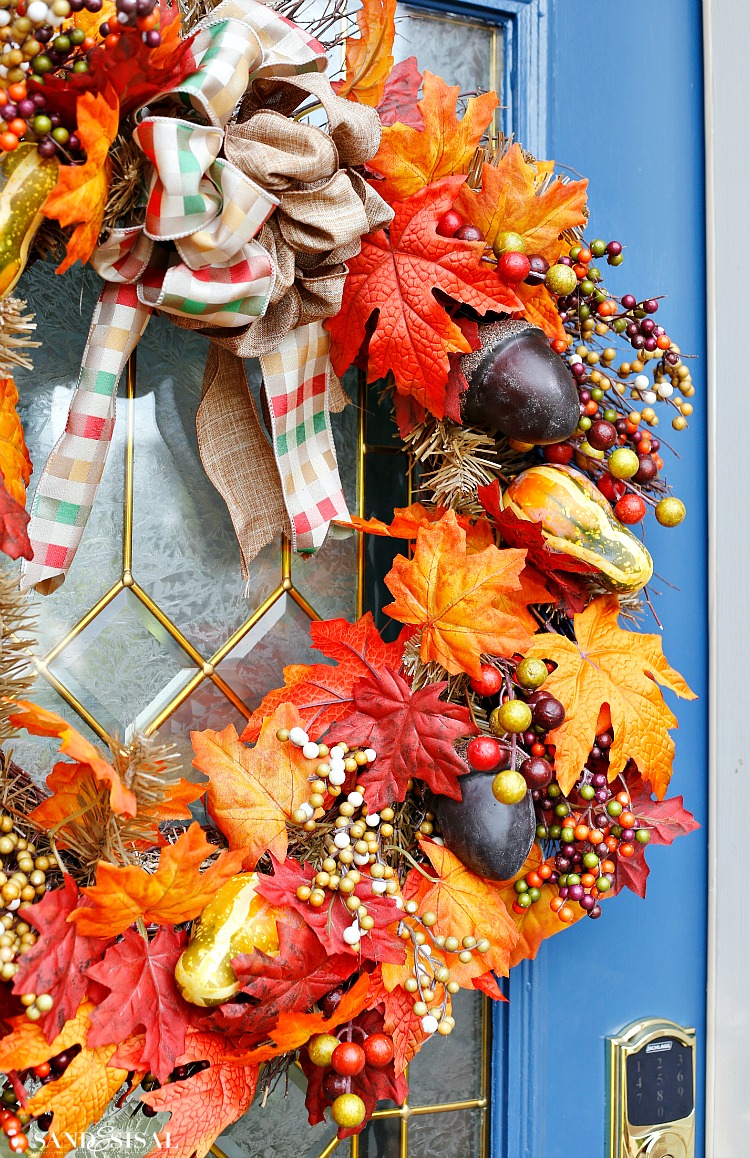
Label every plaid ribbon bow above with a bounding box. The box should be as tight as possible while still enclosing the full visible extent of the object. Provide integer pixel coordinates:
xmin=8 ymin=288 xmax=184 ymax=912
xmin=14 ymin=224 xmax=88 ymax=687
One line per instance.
xmin=21 ymin=0 xmax=359 ymax=593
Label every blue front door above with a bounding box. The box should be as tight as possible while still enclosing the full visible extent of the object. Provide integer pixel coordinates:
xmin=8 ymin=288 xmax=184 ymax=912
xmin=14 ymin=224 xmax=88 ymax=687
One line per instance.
xmin=495 ymin=3 xmax=708 ymax=1155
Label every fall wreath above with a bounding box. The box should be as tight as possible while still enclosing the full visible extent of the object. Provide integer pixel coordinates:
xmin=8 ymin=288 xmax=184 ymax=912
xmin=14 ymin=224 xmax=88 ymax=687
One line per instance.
xmin=0 ymin=0 xmax=699 ymax=1151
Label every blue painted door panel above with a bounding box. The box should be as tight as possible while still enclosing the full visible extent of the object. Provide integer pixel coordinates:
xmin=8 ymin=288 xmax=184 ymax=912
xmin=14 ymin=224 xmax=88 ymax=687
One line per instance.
xmin=495 ymin=3 xmax=708 ymax=1156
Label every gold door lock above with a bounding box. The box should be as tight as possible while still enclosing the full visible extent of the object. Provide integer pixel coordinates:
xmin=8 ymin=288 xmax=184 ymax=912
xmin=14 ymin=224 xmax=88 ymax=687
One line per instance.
xmin=607 ymin=1019 xmax=695 ymax=1158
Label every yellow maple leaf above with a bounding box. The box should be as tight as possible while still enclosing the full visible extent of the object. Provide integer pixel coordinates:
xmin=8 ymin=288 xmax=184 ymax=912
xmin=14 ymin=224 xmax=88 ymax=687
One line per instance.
xmin=333 ymin=0 xmax=396 ymax=106
xmin=524 ymin=595 xmax=696 ymax=797
xmin=455 ymin=144 xmax=588 ymax=261
xmin=191 ymin=703 xmax=310 ymax=867
xmin=367 ymin=71 xmax=498 ymax=202
xmin=43 ymin=88 xmax=119 ymax=274
xmin=383 ymin=509 xmax=531 ymax=678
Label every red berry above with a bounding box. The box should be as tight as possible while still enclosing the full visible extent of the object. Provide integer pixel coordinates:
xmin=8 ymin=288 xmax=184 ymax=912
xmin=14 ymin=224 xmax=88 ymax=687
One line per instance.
xmin=331 ymin=1041 xmax=366 ymax=1077
xmin=8 ymin=1135 xmax=27 ymax=1153
xmin=32 ymin=1063 xmax=50 ymax=1079
xmin=363 ymin=1034 xmax=394 ymax=1068
xmin=3 ymin=1118 xmax=22 ymax=1137
xmin=597 ymin=474 xmax=626 ymax=503
xmin=587 ymin=420 xmax=617 ymax=451
xmin=436 ymin=209 xmax=463 ymax=237
xmin=466 ymin=736 xmax=504 ymax=772
xmin=543 ymin=443 xmax=573 ymax=465
xmin=614 ymin=493 xmax=647 ymax=524
xmin=469 ymin=663 xmax=503 ymax=697
xmin=454 ymin=224 xmax=483 ymax=242
xmin=496 ymin=251 xmax=531 ymax=283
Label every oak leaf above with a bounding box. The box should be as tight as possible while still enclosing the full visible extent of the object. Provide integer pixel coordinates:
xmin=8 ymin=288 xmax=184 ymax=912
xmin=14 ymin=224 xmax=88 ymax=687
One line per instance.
xmin=242 ymin=613 xmax=406 ymax=742
xmin=140 ymin=1028 xmax=260 ymax=1158
xmin=524 ymin=595 xmax=696 ymax=796
xmin=403 ymin=840 xmax=519 ymax=979
xmin=326 ymin=178 xmax=522 ymax=419
xmin=383 ymin=510 xmax=531 ymax=678
xmin=0 ymin=377 xmax=31 ymax=505
xmin=333 ymin=0 xmax=396 ymax=107
xmin=377 ymin=56 xmax=423 ymax=128
xmin=70 ymin=823 xmax=246 ymax=937
xmin=43 ymin=88 xmax=118 ymax=274
xmin=256 ymin=858 xmax=404 ymax=964
xmin=368 ymin=72 xmax=498 ymax=202
xmin=12 ymin=874 xmax=113 ymax=1040
xmin=493 ymin=845 xmax=585 ymax=966
xmin=192 ymin=704 xmax=309 ymax=867
xmin=8 ymin=700 xmax=137 ymax=817
xmin=329 ymin=667 xmax=475 ymax=809
xmin=85 ymin=926 xmax=196 ymax=1082
xmin=0 ymin=1003 xmax=129 ymax=1157
xmin=455 ymin=145 xmax=588 ymax=261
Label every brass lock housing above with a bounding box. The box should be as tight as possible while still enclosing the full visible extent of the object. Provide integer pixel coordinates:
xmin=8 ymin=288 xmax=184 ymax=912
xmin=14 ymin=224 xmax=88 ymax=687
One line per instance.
xmin=607 ymin=1018 xmax=695 ymax=1158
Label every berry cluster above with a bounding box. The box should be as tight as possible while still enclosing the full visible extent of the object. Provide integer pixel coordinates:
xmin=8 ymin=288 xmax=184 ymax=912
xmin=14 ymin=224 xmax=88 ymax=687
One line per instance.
xmin=0 ymin=0 xmax=161 ymax=156
xmin=0 ymin=1046 xmax=82 ymax=1150
xmin=305 ymin=1024 xmax=395 ymax=1129
xmin=0 ymin=816 xmax=49 ymax=985
xmin=465 ymin=658 xmax=562 ymax=804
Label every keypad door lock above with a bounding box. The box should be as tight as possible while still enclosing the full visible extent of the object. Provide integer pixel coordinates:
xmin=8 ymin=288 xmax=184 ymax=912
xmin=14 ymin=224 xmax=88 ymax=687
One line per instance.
xmin=607 ymin=1019 xmax=695 ymax=1158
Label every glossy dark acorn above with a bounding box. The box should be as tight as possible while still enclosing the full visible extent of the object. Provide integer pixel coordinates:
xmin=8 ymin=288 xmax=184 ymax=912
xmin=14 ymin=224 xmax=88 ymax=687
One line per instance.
xmin=428 ymin=770 xmax=535 ymax=881
xmin=460 ymin=320 xmax=580 ymax=445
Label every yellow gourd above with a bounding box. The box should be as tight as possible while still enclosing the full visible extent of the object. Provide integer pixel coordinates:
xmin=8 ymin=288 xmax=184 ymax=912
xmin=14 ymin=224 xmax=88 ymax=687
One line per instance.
xmin=175 ymin=873 xmax=281 ymax=1007
xmin=0 ymin=145 xmax=58 ymax=298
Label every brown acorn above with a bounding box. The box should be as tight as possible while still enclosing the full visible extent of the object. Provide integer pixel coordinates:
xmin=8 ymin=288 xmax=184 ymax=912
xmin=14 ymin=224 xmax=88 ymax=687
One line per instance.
xmin=460 ymin=319 xmax=580 ymax=445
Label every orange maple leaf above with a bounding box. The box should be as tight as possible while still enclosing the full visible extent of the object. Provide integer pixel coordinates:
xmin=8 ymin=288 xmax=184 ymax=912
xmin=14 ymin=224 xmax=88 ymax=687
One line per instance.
xmin=43 ymin=88 xmax=119 ymax=274
xmin=70 ymin=823 xmax=246 ymax=936
xmin=516 ymin=281 xmax=566 ymax=342
xmin=525 ymin=595 xmax=696 ymax=797
xmin=345 ymin=504 xmax=495 ymax=552
xmin=333 ymin=0 xmax=396 ymax=106
xmin=0 ymin=377 xmax=31 ymax=504
xmin=191 ymin=704 xmax=310 ymax=868
xmin=492 ymin=845 xmax=585 ymax=966
xmin=240 ymin=973 xmax=372 ymax=1063
xmin=0 ymin=1002 xmax=128 ymax=1157
xmin=327 ymin=177 xmax=522 ymax=419
xmin=8 ymin=700 xmax=137 ymax=817
xmin=383 ymin=510 xmax=531 ymax=678
xmin=402 ymin=840 xmax=518 ymax=980
xmin=368 ymin=72 xmax=498 ymax=202
xmin=455 ymin=144 xmax=588 ymax=262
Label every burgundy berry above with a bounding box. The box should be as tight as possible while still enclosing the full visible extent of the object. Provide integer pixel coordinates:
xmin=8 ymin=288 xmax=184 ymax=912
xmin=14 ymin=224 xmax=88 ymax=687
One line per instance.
xmin=644 ymin=299 xmax=659 ymax=313
xmin=525 ymin=254 xmax=550 ymax=285
xmin=606 ymin=241 xmax=622 ymax=257
xmin=621 ymin=294 xmax=637 ymax=309
xmin=454 ymin=224 xmax=484 ymax=242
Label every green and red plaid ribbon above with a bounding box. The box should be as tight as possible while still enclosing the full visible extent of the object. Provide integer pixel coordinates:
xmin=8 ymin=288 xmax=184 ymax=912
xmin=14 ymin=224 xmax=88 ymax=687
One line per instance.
xmin=21 ymin=0 xmax=357 ymax=592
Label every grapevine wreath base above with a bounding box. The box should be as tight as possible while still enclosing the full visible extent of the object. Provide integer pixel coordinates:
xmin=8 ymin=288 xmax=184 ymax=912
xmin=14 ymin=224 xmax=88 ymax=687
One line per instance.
xmin=0 ymin=0 xmax=700 ymax=1152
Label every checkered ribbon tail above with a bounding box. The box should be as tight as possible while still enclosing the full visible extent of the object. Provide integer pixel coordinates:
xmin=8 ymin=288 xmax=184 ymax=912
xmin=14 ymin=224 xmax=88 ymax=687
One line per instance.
xmin=22 ymin=284 xmax=150 ymax=593
xmin=260 ymin=322 xmax=350 ymax=552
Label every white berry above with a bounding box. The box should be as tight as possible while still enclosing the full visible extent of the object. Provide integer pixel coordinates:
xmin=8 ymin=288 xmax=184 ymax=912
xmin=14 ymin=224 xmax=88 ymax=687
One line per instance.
xmin=633 ymin=374 xmax=650 ymax=391
xmin=343 ymin=925 xmax=361 ymax=946
xmin=348 ymin=791 xmax=364 ymax=807
xmin=421 ymin=1015 xmax=439 ymax=1034
xmin=364 ymin=749 xmax=377 ymax=763
xmin=27 ymin=0 xmax=50 ymax=19
xmin=366 ymin=813 xmax=380 ymax=827
xmin=371 ymin=879 xmax=387 ymax=894
xmin=302 ymin=741 xmax=320 ymax=760
xmin=333 ymin=831 xmax=351 ymax=849
xmin=289 ymin=727 xmax=308 ymax=747
xmin=299 ymin=802 xmax=315 ymax=820
xmin=657 ymin=382 xmax=674 ymax=398
xmin=641 ymin=390 xmax=657 ymax=405
xmin=353 ymin=853 xmax=370 ymax=866
xmin=329 ymin=768 xmax=346 ymax=786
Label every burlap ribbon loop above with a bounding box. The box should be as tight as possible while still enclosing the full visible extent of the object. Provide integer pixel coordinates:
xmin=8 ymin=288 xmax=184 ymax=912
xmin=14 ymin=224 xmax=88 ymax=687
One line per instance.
xmin=21 ymin=0 xmax=392 ymax=593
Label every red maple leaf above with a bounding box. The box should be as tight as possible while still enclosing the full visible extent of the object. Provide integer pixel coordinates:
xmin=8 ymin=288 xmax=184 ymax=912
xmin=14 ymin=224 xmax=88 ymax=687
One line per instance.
xmin=85 ymin=926 xmax=196 ymax=1082
xmin=392 ymin=314 xmax=478 ymax=435
xmin=242 ymin=613 xmax=407 ymax=742
xmin=140 ymin=1029 xmax=260 ymax=1158
xmin=0 ymin=479 xmax=31 ymax=561
xmin=209 ymin=914 xmax=356 ymax=1037
xmin=326 ymin=178 xmax=522 ymax=420
xmin=300 ymin=1005 xmax=408 ymax=1138
xmin=12 ymin=876 xmax=112 ymax=1039
xmin=377 ymin=56 xmax=423 ymax=128
xmin=612 ymin=763 xmax=700 ymax=899
xmin=256 ymin=859 xmax=405 ymax=965
xmin=329 ymin=668 xmax=476 ymax=809
xmin=477 ymin=480 xmax=595 ymax=614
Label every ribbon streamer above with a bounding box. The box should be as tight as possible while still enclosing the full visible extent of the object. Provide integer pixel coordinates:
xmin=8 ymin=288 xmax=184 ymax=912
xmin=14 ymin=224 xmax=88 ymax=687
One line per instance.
xmin=21 ymin=0 xmax=392 ymax=593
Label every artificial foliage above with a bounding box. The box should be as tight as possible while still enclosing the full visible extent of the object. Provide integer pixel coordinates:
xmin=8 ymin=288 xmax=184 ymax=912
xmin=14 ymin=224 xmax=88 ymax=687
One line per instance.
xmin=0 ymin=0 xmax=700 ymax=1151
